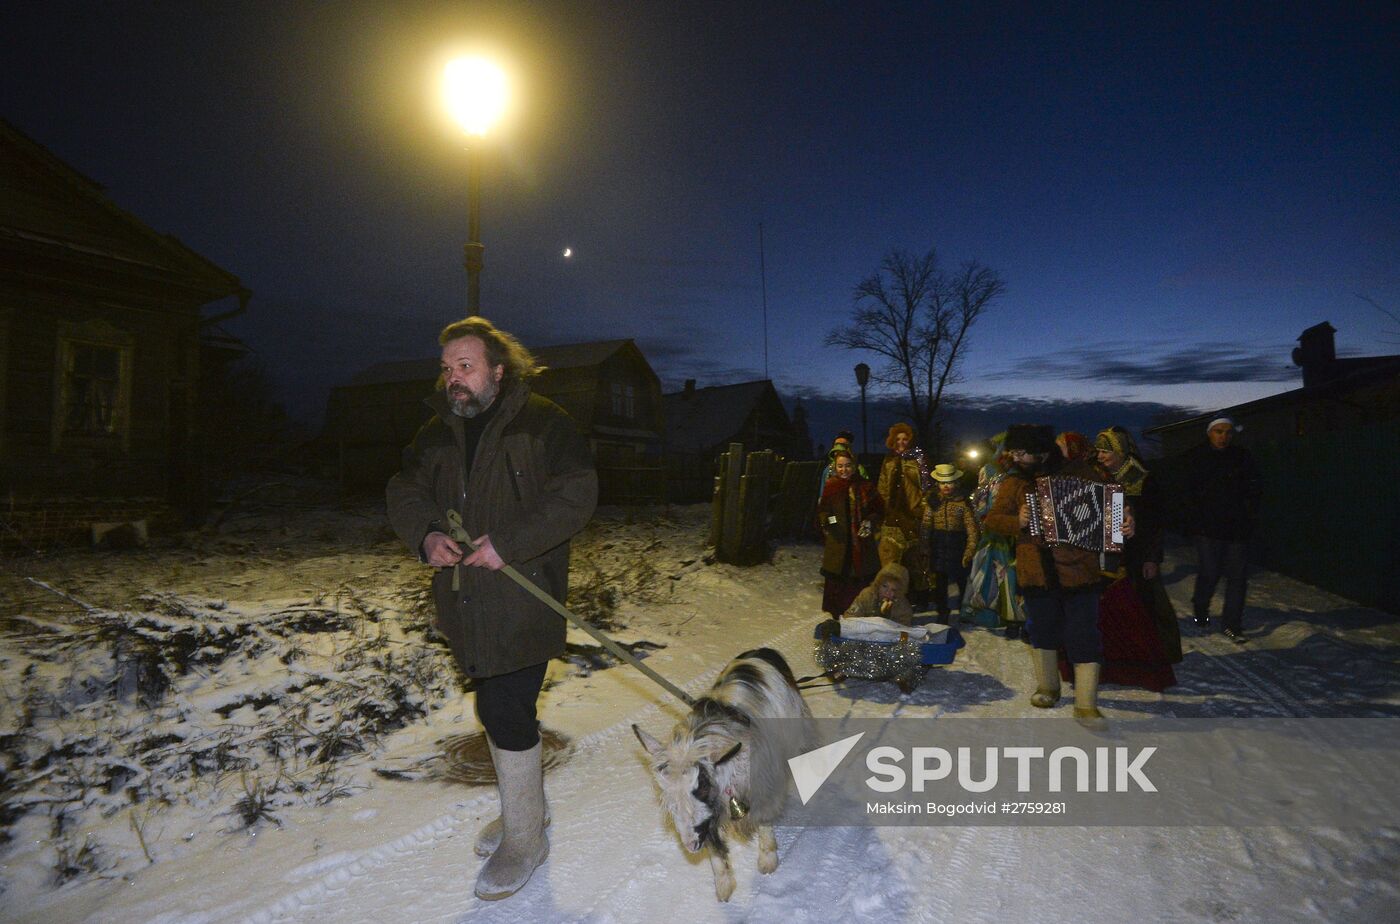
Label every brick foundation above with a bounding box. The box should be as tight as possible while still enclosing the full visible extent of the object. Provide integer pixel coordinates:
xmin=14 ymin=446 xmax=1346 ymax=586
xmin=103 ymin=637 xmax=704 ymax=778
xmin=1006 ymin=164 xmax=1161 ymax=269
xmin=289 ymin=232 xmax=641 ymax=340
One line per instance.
xmin=1 ymin=499 xmax=177 ymax=555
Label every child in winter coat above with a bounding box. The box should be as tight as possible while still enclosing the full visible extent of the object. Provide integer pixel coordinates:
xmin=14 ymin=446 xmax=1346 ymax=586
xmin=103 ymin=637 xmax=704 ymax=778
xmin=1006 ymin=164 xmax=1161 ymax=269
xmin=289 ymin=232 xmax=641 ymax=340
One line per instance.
xmin=922 ymin=463 xmax=979 ymax=622
xmin=843 ymin=562 xmax=915 ymax=627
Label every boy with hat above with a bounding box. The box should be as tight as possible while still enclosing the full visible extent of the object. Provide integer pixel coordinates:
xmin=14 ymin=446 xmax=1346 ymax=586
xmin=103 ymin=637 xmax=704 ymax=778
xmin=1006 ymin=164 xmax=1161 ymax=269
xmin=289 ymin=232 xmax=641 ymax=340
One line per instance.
xmin=922 ymin=462 xmax=978 ymax=623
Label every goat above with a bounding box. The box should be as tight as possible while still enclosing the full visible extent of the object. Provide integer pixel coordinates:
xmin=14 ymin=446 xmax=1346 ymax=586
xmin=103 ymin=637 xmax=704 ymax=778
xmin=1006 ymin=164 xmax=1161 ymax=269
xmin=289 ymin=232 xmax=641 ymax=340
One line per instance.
xmin=633 ymin=647 xmax=812 ymax=902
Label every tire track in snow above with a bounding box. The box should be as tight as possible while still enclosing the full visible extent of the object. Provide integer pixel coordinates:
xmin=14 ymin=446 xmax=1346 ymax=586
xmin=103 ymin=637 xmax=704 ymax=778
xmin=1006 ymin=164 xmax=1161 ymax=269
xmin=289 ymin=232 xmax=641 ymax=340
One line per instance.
xmin=236 ymin=613 xmax=822 ymax=922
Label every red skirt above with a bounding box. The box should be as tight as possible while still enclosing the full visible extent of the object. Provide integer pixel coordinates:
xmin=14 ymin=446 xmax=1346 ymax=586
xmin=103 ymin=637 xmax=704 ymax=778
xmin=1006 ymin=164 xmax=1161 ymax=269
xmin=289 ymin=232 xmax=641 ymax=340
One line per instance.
xmin=1060 ymin=578 xmax=1176 ymax=691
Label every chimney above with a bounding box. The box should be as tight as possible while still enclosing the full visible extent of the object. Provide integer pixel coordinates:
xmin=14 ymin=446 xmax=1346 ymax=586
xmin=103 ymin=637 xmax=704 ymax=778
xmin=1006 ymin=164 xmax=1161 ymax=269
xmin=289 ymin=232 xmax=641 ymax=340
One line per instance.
xmin=683 ymin=379 xmax=696 ymax=398
xmin=1291 ymin=321 xmax=1337 ymax=387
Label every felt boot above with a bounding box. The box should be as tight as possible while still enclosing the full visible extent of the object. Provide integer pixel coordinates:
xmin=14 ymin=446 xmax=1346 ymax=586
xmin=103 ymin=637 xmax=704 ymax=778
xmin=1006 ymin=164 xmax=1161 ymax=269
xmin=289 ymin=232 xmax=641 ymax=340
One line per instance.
xmin=474 ymin=811 xmax=551 ymax=858
xmin=474 ymin=739 xmax=549 ymax=900
xmin=1072 ymin=662 xmax=1107 ymax=729
xmin=1029 ymin=648 xmax=1062 ymax=708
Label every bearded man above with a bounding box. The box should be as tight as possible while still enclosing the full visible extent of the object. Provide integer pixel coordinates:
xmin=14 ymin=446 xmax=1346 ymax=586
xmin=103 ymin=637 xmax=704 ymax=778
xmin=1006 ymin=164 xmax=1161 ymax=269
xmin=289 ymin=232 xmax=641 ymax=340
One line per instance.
xmin=387 ymin=316 xmax=597 ymax=899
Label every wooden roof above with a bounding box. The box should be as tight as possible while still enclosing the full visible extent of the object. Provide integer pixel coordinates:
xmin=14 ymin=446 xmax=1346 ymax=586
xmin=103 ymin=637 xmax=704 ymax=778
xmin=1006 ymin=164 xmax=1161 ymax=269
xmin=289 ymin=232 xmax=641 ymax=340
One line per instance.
xmin=0 ymin=118 xmax=248 ymax=306
xmin=347 ymin=339 xmax=649 ymax=387
xmin=663 ymin=380 xmax=789 ymax=452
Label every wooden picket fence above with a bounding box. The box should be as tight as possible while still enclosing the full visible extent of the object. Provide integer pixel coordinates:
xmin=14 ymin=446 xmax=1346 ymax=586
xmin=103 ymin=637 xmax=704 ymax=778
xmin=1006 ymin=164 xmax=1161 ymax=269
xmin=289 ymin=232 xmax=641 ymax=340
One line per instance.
xmin=709 ymin=442 xmax=821 ymax=565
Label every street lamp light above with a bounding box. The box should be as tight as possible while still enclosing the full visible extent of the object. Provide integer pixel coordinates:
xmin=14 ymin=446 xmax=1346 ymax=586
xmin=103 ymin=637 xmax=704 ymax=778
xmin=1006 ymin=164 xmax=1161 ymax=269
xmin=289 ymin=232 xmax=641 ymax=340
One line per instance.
xmin=444 ymin=56 xmax=509 ymax=314
xmin=854 ymin=362 xmax=870 ymax=457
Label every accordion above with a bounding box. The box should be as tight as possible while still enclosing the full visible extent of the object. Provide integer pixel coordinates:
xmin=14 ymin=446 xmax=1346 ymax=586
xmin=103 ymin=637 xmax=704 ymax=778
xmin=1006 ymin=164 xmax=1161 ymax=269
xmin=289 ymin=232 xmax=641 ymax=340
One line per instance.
xmin=1026 ymin=476 xmax=1125 ymax=552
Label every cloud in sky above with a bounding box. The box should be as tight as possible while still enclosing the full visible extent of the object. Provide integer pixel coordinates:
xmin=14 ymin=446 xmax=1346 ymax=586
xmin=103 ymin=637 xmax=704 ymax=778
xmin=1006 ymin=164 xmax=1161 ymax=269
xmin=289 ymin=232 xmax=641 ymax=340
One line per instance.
xmin=1001 ymin=342 xmax=1300 ymax=386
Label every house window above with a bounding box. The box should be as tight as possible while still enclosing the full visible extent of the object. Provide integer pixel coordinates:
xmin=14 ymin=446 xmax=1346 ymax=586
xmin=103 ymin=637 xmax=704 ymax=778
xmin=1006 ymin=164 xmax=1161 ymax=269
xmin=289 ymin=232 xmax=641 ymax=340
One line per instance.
xmin=64 ymin=343 xmax=122 ymax=434
xmin=52 ymin=320 xmax=134 ymax=451
xmin=611 ymin=382 xmax=635 ymax=419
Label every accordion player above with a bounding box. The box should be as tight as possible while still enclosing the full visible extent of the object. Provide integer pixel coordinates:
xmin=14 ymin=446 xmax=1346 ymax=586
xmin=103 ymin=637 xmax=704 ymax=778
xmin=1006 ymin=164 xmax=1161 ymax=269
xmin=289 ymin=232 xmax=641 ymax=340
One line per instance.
xmin=1025 ymin=476 xmax=1125 ymax=553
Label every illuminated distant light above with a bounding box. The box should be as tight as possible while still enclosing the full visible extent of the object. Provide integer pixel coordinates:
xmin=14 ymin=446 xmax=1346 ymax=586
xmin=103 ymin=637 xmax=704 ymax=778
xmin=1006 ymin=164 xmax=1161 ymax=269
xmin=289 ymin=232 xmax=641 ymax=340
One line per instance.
xmin=562 ymin=247 xmax=573 ymax=258
xmin=444 ymin=57 xmax=509 ymax=137
xmin=967 ymin=449 xmax=980 ymax=459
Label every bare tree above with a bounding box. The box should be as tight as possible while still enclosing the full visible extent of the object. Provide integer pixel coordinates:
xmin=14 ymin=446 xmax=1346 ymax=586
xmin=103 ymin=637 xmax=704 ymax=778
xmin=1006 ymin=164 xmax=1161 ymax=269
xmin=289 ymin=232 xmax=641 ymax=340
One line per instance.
xmin=826 ymin=247 xmax=1006 ymax=451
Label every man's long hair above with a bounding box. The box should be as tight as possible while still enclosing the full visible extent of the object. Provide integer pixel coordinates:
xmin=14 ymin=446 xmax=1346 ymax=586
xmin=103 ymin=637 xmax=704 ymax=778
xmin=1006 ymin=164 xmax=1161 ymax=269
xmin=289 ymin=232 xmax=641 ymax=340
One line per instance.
xmin=437 ymin=316 xmax=543 ymax=384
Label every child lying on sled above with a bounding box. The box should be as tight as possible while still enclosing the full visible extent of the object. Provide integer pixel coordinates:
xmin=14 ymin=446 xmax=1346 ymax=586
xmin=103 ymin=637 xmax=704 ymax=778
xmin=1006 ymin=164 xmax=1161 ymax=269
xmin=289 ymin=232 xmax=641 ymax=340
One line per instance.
xmin=842 ymin=562 xmax=915 ymax=627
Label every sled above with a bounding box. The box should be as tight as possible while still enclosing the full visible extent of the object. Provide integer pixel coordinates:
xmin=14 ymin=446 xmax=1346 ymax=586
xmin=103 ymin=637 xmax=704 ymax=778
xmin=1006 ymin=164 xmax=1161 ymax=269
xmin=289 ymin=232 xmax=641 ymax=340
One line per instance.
xmin=813 ymin=620 xmax=965 ymax=694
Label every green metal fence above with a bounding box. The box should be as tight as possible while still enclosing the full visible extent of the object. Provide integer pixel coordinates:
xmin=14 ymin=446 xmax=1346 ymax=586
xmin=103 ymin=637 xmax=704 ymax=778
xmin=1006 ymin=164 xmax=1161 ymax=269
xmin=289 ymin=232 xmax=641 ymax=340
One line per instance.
xmin=1154 ymin=418 xmax=1400 ymax=614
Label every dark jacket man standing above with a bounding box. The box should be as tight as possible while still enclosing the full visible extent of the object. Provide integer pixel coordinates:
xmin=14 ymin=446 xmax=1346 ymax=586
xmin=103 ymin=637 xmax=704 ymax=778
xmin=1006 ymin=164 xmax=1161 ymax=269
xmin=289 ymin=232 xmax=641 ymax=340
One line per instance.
xmin=387 ymin=316 xmax=597 ymax=900
xmin=1183 ymin=415 xmax=1260 ymax=643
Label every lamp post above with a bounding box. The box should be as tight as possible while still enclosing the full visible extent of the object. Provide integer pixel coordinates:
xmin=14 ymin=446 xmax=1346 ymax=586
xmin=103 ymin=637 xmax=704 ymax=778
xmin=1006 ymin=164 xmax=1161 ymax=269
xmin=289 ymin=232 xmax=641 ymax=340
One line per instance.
xmin=854 ymin=362 xmax=870 ymax=457
xmin=444 ymin=56 xmax=509 ymax=314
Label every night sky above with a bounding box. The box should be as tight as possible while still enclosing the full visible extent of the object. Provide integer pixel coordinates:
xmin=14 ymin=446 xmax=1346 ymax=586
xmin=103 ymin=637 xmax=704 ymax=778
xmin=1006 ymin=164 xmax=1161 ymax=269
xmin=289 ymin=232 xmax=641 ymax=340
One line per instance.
xmin=4 ymin=1 xmax=1397 ymax=451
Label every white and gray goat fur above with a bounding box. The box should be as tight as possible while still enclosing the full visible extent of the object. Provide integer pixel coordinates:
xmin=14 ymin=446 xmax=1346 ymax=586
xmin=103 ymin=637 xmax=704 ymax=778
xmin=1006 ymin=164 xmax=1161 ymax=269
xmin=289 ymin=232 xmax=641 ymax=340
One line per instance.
xmin=633 ymin=647 xmax=812 ymax=902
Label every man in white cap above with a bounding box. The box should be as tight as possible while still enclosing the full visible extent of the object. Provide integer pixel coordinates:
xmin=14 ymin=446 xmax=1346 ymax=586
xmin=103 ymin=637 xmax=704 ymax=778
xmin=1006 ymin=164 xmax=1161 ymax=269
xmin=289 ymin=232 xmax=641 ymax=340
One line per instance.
xmin=1182 ymin=416 xmax=1261 ymax=643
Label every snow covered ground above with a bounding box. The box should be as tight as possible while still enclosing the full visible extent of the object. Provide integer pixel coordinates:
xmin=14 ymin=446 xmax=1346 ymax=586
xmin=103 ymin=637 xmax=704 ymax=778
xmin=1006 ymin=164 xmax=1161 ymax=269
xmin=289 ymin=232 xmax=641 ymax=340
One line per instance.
xmin=2 ymin=499 xmax=1397 ymax=923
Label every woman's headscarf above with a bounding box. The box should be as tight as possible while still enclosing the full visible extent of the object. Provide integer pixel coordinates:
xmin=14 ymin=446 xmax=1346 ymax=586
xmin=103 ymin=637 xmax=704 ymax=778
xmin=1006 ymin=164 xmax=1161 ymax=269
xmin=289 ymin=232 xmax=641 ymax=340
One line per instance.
xmin=1094 ymin=426 xmax=1148 ymax=494
xmin=1056 ymin=431 xmax=1092 ymax=463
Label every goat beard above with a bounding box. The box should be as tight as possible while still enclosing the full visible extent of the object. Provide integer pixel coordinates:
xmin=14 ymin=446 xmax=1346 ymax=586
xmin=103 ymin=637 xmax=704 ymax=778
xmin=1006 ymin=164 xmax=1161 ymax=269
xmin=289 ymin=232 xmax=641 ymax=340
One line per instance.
xmin=693 ymin=802 xmax=729 ymax=857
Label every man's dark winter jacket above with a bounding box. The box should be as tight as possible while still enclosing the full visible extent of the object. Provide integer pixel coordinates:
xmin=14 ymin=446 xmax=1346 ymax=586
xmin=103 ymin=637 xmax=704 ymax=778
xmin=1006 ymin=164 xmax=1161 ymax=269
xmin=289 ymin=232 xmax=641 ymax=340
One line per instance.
xmin=386 ymin=380 xmax=597 ymax=678
xmin=1181 ymin=443 xmax=1261 ymax=541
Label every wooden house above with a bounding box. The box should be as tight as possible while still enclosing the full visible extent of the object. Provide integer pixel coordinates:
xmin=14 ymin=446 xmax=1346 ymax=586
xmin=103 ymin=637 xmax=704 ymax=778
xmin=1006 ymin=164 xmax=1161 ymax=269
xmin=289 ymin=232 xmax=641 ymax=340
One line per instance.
xmin=0 ymin=119 xmax=248 ymax=549
xmin=662 ymin=379 xmax=808 ymax=501
xmin=1147 ymin=322 xmax=1400 ymax=457
xmin=1146 ymin=322 xmax=1400 ymax=613
xmin=327 ymin=338 xmax=665 ymax=503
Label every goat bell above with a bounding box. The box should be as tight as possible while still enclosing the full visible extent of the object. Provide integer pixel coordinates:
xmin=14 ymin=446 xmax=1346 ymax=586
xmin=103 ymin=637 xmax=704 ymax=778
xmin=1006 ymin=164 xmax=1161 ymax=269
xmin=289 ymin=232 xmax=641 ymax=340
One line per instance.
xmin=728 ymin=795 xmax=750 ymax=820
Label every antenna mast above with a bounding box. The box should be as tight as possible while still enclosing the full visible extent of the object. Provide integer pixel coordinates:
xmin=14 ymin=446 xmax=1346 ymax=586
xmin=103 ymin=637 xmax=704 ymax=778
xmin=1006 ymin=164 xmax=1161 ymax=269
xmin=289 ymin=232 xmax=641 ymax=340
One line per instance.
xmin=759 ymin=222 xmax=770 ymax=379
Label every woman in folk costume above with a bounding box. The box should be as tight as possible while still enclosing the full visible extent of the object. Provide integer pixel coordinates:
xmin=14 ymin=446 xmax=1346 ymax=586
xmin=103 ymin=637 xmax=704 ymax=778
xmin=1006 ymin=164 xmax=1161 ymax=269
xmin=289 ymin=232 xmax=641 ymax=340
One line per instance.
xmin=984 ymin=424 xmax=1134 ymax=728
xmin=962 ymin=436 xmax=1028 ymax=635
xmin=817 ymin=448 xmax=884 ymax=616
xmin=876 ymin=422 xmax=930 ymax=605
xmin=1077 ymin=426 xmax=1181 ymax=690
xmin=923 ymin=462 xmax=979 ymax=623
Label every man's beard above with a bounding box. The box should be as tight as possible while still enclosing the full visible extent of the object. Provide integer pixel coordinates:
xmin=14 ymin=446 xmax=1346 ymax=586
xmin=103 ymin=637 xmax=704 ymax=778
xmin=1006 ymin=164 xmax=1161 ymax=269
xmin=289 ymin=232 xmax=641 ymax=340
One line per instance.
xmin=447 ymin=379 xmax=499 ymax=417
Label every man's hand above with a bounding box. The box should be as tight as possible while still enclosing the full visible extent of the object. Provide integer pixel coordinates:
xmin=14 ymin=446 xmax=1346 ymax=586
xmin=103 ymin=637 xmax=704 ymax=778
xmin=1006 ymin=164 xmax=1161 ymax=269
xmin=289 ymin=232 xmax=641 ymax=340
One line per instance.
xmin=1121 ymin=510 xmax=1136 ymax=539
xmin=422 ymin=531 xmax=464 ymax=568
xmin=1142 ymin=561 xmax=1159 ymax=580
xmin=1018 ymin=503 xmax=1030 ymax=529
xmin=462 ymin=533 xmax=505 ymax=571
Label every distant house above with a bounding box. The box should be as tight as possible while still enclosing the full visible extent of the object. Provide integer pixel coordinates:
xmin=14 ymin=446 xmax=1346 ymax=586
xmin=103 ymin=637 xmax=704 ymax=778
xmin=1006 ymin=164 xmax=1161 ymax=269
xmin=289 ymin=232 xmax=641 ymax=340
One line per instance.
xmin=662 ymin=379 xmax=808 ymax=501
xmin=1147 ymin=322 xmax=1400 ymax=457
xmin=0 ymin=119 xmax=249 ymax=548
xmin=1146 ymin=321 xmax=1400 ymax=613
xmin=326 ymin=339 xmax=664 ymax=503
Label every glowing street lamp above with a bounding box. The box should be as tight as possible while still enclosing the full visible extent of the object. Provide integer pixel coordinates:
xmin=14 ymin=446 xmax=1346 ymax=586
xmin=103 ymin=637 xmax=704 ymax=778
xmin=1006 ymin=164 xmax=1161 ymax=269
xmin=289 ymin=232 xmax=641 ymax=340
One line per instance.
xmin=444 ymin=56 xmax=509 ymax=313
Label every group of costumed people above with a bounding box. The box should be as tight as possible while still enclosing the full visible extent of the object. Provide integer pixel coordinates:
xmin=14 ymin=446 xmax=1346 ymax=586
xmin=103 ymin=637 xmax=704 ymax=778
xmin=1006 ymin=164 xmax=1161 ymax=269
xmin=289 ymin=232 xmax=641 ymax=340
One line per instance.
xmin=817 ymin=425 xmax=974 ymax=623
xmin=816 ymin=421 xmax=1182 ymax=726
